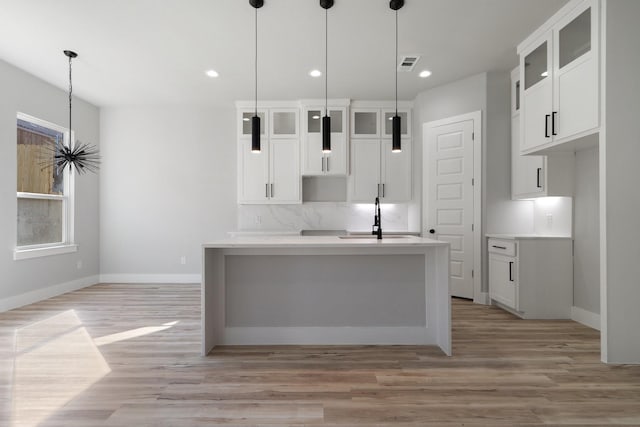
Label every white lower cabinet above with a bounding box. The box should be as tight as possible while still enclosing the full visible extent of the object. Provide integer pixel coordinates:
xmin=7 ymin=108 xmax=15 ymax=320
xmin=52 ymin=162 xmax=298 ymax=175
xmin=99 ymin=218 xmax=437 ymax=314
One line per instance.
xmin=488 ymin=237 xmax=573 ymax=319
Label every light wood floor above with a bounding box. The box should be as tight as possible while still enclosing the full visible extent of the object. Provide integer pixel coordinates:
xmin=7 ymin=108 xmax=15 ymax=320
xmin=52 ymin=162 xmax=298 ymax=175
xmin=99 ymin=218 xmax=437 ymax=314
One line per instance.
xmin=1 ymin=283 xmax=639 ymax=426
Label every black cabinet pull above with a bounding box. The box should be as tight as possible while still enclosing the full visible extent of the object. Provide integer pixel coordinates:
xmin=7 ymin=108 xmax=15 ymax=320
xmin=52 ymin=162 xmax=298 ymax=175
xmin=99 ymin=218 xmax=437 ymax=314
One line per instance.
xmin=545 ymin=114 xmax=550 ymax=138
xmin=429 ymin=229 xmax=435 ymax=234
xmin=492 ymin=245 xmax=507 ymax=250
xmin=536 ymin=168 xmax=542 ymax=188
xmin=552 ymin=111 xmax=558 ymax=135
xmin=509 ymin=261 xmax=514 ymax=282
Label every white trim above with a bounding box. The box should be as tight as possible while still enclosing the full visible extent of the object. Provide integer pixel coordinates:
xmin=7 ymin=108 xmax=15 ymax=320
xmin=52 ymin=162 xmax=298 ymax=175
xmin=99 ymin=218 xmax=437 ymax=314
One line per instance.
xmin=99 ymin=274 xmax=201 ymax=284
xmin=0 ymin=275 xmax=98 ymax=313
xmin=422 ymin=111 xmax=483 ymax=304
xmin=599 ymin=0 xmax=608 ymax=363
xmin=14 ymin=244 xmax=78 ymax=260
xmin=222 ymin=326 xmax=438 ymax=347
xmin=571 ymin=306 xmax=601 ymax=331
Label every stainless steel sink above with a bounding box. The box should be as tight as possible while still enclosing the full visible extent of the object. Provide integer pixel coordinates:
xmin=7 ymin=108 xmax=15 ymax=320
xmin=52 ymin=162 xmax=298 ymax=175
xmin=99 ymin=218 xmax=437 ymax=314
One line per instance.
xmin=338 ymin=235 xmax=411 ymax=239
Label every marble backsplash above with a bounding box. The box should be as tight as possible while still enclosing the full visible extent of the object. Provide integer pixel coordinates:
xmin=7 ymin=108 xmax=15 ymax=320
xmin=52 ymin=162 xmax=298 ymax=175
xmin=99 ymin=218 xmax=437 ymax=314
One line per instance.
xmin=238 ymin=203 xmax=411 ymax=232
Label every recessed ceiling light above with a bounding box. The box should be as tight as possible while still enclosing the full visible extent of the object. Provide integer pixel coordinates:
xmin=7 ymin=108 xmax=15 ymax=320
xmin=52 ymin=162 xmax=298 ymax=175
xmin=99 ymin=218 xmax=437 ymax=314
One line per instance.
xmin=242 ymin=118 xmax=250 ymax=122
xmin=419 ymin=70 xmax=432 ymax=78
xmin=309 ymin=69 xmax=322 ymax=77
xmin=540 ymin=71 xmax=549 ymax=77
xmin=312 ymin=115 xmax=320 ymax=120
xmin=205 ymin=69 xmax=219 ymax=78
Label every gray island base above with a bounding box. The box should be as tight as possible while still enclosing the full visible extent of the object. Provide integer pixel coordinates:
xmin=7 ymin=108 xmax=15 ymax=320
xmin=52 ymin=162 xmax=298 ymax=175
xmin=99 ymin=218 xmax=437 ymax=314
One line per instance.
xmin=202 ymin=236 xmax=451 ymax=356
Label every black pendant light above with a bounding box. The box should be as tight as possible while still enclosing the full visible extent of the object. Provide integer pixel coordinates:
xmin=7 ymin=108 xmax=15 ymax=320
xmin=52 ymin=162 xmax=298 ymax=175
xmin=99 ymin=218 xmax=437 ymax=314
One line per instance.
xmin=250 ymin=0 xmax=263 ymax=153
xmin=321 ymin=0 xmax=333 ymax=153
xmin=51 ymin=50 xmax=100 ymax=174
xmin=390 ymin=0 xmax=404 ymax=153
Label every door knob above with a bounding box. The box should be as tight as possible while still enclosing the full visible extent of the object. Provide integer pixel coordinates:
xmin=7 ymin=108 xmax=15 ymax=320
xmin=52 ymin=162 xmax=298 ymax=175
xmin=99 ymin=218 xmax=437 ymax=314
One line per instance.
xmin=429 ymin=229 xmax=435 ymax=234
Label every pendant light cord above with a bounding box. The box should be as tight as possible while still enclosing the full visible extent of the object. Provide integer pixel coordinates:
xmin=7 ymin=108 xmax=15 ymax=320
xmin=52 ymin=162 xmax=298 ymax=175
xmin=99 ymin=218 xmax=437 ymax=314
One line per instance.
xmin=68 ymin=55 xmax=73 ymax=139
xmin=255 ymin=6 xmax=258 ymax=116
xmin=325 ymin=7 xmax=328 ymax=116
xmin=395 ymin=8 xmax=398 ymax=115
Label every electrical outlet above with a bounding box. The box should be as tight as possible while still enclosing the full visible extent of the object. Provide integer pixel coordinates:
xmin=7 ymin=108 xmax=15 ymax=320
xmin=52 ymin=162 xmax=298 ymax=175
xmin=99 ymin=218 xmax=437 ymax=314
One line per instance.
xmin=546 ymin=213 xmax=553 ymax=227
xmin=180 ymin=256 xmax=187 ymax=265
xmin=255 ymin=215 xmax=261 ymax=225
xmin=76 ymin=260 xmax=83 ymax=270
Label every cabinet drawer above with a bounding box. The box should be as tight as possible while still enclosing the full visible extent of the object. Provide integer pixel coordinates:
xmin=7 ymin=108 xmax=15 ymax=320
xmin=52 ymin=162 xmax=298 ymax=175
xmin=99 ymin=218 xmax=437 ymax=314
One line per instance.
xmin=488 ymin=239 xmax=517 ymax=256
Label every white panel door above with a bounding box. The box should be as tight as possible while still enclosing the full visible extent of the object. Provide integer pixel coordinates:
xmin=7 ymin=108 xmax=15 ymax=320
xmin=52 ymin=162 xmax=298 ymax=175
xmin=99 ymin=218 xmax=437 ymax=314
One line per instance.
xmin=269 ymin=139 xmax=300 ymax=203
xmin=349 ymin=139 xmax=380 ymax=202
xmin=238 ymin=139 xmax=269 ymax=204
xmin=425 ymin=120 xmax=474 ymax=299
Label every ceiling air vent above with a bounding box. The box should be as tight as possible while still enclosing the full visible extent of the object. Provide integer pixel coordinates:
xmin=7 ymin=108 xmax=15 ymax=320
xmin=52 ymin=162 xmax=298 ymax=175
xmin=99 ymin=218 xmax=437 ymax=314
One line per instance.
xmin=398 ymin=55 xmax=420 ymax=71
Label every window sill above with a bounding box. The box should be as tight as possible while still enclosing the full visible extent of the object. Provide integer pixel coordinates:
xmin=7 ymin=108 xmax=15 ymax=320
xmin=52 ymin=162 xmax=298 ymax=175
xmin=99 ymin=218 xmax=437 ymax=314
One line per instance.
xmin=14 ymin=244 xmax=78 ymax=261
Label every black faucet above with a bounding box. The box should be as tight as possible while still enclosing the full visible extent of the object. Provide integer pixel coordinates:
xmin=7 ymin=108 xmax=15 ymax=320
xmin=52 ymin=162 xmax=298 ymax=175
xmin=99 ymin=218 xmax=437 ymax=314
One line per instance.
xmin=372 ymin=197 xmax=382 ymax=240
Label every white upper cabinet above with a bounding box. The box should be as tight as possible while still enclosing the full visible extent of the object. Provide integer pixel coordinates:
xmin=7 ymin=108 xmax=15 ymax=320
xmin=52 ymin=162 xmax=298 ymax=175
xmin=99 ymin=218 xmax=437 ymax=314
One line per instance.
xmin=511 ymin=67 xmax=574 ymax=199
xmin=236 ymin=105 xmax=301 ymax=204
xmin=349 ymin=103 xmax=413 ymax=203
xmin=301 ymin=101 xmax=348 ymax=176
xmin=381 ymin=138 xmax=412 ymax=202
xmin=518 ymin=0 xmax=599 ymax=154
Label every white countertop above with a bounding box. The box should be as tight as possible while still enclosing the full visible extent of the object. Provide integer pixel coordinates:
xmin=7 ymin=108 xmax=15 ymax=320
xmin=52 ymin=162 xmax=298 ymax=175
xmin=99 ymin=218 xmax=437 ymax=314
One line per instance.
xmin=486 ymin=234 xmax=572 ymax=240
xmin=204 ymin=235 xmax=447 ymax=249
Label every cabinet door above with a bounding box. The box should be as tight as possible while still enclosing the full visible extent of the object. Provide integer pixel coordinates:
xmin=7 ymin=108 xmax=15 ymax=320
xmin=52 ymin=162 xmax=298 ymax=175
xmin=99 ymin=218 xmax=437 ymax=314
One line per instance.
xmin=325 ymin=135 xmax=347 ymax=176
xmin=489 ymin=253 xmax=518 ymax=310
xmin=381 ymin=138 xmax=411 ymax=202
xmin=270 ymin=109 xmax=299 ymax=139
xmin=238 ymin=139 xmax=269 ymax=204
xmin=351 ymin=109 xmax=380 ymax=138
xmin=521 ymin=33 xmax=553 ymax=152
xmin=302 ymin=108 xmax=347 ymax=176
xmin=382 ymin=109 xmax=412 ymax=138
xmin=269 ymin=139 xmax=301 ymax=203
xmin=324 ymin=108 xmax=348 ymax=175
xmin=349 ymin=139 xmax=380 ymax=202
xmin=512 ymin=114 xmax=546 ymax=198
xmin=302 ymin=109 xmax=324 ymax=175
xmin=553 ymin=0 xmax=599 ymax=140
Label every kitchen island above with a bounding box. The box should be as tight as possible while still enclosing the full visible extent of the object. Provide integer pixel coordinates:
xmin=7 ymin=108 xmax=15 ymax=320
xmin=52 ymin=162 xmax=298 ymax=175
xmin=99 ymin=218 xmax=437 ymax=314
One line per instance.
xmin=202 ymin=236 xmax=451 ymax=356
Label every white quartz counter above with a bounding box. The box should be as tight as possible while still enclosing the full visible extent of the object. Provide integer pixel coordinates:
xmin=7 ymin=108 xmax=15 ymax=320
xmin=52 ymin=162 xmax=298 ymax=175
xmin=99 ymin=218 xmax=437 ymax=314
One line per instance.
xmin=205 ymin=235 xmax=445 ymax=249
xmin=486 ymin=234 xmax=572 ymax=240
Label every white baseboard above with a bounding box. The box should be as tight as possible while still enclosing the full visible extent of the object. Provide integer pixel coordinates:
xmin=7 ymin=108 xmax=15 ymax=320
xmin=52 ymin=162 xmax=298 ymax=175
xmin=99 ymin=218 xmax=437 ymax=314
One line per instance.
xmin=571 ymin=306 xmax=601 ymax=331
xmin=0 ymin=275 xmax=99 ymax=313
xmin=99 ymin=274 xmax=201 ymax=284
xmin=475 ymin=291 xmax=490 ymax=305
xmin=222 ymin=326 xmax=434 ymax=346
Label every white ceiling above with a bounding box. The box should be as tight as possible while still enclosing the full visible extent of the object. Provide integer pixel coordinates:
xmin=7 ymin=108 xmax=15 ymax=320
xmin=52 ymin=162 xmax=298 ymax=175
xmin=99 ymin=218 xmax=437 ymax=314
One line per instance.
xmin=0 ymin=0 xmax=567 ymax=108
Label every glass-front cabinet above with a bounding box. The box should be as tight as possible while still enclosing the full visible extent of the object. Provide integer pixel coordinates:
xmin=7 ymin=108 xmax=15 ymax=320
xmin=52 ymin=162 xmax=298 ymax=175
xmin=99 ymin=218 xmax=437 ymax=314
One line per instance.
xmin=301 ymin=102 xmax=348 ymax=176
xmin=518 ymin=0 xmax=599 ymax=154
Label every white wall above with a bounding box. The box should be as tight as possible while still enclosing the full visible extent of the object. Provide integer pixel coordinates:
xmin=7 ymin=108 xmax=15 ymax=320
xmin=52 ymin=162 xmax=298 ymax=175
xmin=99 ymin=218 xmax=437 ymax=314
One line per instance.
xmin=573 ymin=147 xmax=599 ymax=314
xmin=532 ymin=197 xmax=572 ymax=236
xmin=0 ymin=59 xmax=100 ymax=308
xmin=602 ymin=0 xmax=640 ymax=363
xmin=99 ymin=107 xmax=237 ymax=281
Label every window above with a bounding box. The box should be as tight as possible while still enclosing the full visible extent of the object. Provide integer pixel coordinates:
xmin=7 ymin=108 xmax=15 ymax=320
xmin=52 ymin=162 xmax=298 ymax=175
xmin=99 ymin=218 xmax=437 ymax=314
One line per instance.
xmin=15 ymin=113 xmax=76 ymax=260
